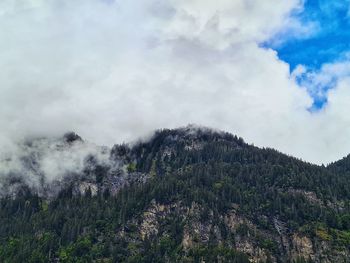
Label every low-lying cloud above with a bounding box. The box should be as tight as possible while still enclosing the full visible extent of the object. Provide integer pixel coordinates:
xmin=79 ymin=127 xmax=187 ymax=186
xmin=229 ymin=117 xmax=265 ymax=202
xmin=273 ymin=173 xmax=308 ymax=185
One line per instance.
xmin=0 ymin=134 xmax=111 ymax=195
xmin=0 ymin=0 xmax=350 ymax=165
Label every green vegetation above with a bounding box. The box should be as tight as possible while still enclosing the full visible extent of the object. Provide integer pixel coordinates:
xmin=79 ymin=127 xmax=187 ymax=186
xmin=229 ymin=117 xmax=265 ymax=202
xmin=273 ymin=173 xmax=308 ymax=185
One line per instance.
xmin=1 ymin=128 xmax=350 ymax=261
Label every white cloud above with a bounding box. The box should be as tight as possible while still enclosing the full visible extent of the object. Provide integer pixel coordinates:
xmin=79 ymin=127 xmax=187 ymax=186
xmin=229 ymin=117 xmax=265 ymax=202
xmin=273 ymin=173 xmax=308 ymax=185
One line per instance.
xmin=0 ymin=0 xmax=349 ymax=165
xmin=0 ymin=135 xmax=110 ymax=195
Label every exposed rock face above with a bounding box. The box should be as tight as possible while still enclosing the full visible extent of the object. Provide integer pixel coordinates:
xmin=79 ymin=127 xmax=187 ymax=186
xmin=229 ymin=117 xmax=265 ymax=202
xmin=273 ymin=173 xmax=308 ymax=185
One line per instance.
xmin=117 ymin=198 xmax=350 ymax=263
xmin=119 ymin=201 xmax=277 ymax=262
xmin=182 ymin=229 xmax=193 ymax=249
xmin=235 ymin=239 xmax=270 ymax=263
xmin=77 ymin=182 xmax=98 ymax=196
xmin=224 ymin=209 xmax=247 ymax=231
xmin=291 ymin=234 xmax=314 ymax=261
xmin=3 ymin=127 xmax=350 ymax=262
xmin=140 ymin=201 xmax=163 ymax=240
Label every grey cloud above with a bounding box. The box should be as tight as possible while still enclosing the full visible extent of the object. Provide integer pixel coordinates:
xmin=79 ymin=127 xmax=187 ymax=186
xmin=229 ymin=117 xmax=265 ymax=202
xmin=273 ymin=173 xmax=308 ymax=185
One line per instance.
xmin=0 ymin=0 xmax=349 ymax=168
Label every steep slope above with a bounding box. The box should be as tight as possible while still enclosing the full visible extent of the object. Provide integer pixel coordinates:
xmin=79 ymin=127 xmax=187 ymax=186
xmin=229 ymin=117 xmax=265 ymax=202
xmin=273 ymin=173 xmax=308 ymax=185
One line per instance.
xmin=1 ymin=126 xmax=350 ymax=262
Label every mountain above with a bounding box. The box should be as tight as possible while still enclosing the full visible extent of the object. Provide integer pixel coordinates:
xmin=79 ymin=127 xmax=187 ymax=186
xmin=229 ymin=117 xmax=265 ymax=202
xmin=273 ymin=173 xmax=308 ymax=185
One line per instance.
xmin=1 ymin=126 xmax=350 ymax=262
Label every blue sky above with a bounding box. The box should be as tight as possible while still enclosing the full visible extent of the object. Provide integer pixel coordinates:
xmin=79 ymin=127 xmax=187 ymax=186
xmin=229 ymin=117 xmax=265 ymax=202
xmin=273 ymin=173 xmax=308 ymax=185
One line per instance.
xmin=2 ymin=0 xmax=350 ymax=164
xmin=264 ymin=0 xmax=350 ymax=110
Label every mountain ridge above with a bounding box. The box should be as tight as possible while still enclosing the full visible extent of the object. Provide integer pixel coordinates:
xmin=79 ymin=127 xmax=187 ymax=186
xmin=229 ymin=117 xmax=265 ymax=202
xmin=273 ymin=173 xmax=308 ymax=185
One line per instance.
xmin=1 ymin=126 xmax=350 ymax=262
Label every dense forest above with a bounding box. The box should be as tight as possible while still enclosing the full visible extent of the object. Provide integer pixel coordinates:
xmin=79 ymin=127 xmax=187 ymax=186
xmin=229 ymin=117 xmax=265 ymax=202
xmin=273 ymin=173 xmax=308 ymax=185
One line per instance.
xmin=1 ymin=127 xmax=350 ymax=262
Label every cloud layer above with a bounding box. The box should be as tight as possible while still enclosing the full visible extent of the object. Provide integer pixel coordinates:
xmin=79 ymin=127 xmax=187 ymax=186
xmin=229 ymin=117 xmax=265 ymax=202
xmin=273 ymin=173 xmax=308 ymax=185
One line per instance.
xmin=0 ymin=135 xmax=110 ymax=195
xmin=0 ymin=0 xmax=350 ymax=164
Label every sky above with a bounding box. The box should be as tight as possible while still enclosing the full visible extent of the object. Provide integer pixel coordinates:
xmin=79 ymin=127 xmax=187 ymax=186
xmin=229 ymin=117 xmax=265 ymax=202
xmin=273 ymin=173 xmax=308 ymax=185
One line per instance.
xmin=1 ymin=0 xmax=350 ymax=165
xmin=264 ymin=0 xmax=350 ymax=110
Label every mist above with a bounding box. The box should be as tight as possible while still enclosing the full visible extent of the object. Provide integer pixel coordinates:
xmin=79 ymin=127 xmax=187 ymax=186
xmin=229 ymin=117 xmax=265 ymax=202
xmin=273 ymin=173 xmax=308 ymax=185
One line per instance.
xmin=1 ymin=0 xmax=350 ymax=167
xmin=0 ymin=133 xmax=112 ymax=196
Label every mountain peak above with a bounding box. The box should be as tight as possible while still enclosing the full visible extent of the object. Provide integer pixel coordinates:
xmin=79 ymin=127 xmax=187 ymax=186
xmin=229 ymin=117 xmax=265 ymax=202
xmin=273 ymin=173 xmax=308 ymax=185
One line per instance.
xmin=149 ymin=125 xmax=246 ymax=146
xmin=62 ymin=132 xmax=83 ymax=144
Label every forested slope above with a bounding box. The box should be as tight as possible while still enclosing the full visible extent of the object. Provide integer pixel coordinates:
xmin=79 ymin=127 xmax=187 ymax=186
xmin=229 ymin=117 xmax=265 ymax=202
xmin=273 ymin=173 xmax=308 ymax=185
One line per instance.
xmin=1 ymin=127 xmax=350 ymax=262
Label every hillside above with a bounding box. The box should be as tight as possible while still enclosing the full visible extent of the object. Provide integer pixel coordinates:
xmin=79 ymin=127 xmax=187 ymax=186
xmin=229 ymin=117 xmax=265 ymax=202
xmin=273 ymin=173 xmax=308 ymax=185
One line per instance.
xmin=1 ymin=126 xmax=350 ymax=262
